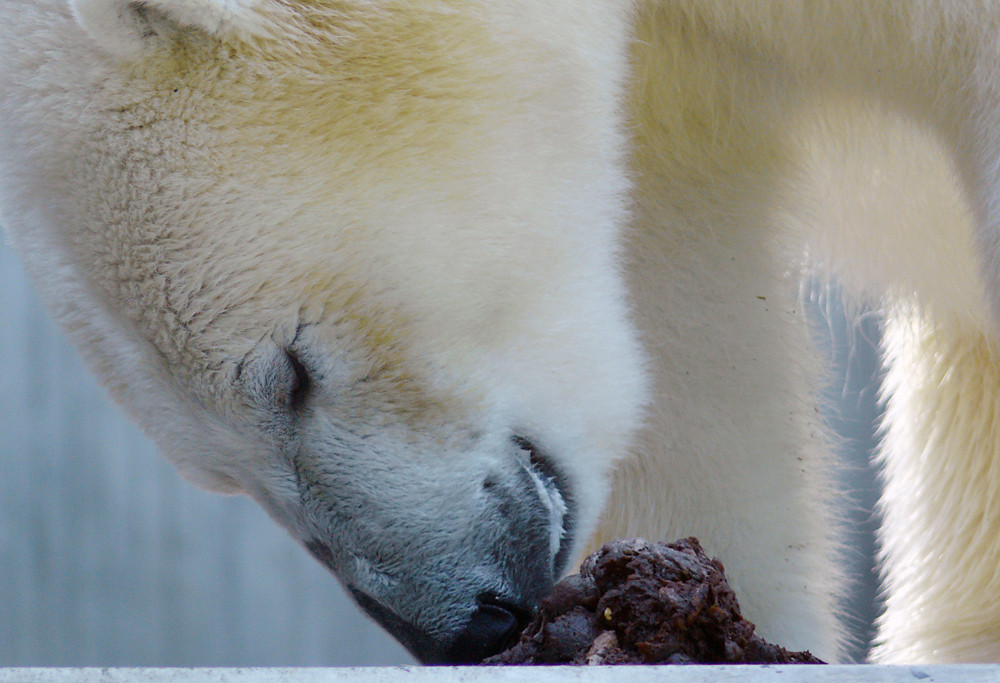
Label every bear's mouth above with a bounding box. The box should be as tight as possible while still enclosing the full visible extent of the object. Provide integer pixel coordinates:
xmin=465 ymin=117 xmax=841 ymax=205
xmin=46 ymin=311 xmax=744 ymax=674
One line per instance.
xmin=513 ymin=435 xmax=575 ymax=577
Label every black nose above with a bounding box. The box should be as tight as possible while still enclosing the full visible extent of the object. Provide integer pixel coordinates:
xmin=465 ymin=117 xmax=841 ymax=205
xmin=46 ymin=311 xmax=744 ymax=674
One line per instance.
xmin=445 ymin=598 xmax=531 ymax=664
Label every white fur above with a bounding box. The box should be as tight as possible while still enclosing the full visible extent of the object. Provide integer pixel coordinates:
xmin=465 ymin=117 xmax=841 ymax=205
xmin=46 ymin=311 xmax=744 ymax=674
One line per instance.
xmin=70 ymin=0 xmax=274 ymax=57
xmin=4 ymin=0 xmax=1000 ymax=664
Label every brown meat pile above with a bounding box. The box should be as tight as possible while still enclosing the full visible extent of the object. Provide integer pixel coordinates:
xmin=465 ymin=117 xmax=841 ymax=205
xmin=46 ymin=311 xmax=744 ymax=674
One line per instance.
xmin=485 ymin=537 xmax=824 ymax=665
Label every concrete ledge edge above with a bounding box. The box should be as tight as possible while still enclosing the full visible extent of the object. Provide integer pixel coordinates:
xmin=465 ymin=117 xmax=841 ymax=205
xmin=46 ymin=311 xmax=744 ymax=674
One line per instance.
xmin=1 ymin=666 xmax=999 ymax=682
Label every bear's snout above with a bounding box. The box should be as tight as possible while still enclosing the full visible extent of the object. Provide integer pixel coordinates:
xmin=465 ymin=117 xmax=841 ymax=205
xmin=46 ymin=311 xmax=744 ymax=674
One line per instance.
xmin=443 ymin=597 xmax=532 ymax=663
xmin=350 ymin=587 xmax=532 ymax=664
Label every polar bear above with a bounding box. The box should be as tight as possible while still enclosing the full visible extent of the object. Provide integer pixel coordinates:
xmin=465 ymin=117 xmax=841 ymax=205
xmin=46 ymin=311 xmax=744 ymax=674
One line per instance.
xmin=2 ymin=0 xmax=1000 ymax=665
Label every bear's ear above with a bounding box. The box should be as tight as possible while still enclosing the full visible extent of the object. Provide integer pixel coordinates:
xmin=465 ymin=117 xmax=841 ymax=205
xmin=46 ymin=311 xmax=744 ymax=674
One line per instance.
xmin=69 ymin=0 xmax=269 ymax=57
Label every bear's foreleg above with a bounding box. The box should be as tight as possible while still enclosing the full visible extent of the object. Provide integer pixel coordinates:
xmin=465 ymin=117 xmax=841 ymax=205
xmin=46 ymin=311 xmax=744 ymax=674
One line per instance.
xmin=589 ymin=4 xmax=845 ymax=660
xmin=874 ymin=307 xmax=1000 ymax=663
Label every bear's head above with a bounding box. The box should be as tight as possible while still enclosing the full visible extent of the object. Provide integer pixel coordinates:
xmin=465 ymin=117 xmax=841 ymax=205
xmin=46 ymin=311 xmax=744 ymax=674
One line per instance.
xmin=0 ymin=0 xmax=647 ymax=663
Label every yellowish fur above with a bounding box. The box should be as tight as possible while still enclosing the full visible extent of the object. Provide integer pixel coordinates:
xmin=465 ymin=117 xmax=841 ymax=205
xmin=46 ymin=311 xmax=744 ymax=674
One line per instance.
xmin=877 ymin=306 xmax=1000 ymax=662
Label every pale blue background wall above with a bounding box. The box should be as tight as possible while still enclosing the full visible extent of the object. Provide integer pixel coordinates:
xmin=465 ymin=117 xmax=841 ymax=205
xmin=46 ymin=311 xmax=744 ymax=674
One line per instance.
xmin=0 ymin=235 xmax=882 ymax=665
xmin=810 ymin=289 xmax=884 ymax=662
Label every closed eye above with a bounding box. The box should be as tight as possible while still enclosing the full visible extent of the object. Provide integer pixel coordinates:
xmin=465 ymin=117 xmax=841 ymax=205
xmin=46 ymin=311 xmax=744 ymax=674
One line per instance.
xmin=286 ymin=349 xmax=311 ymax=410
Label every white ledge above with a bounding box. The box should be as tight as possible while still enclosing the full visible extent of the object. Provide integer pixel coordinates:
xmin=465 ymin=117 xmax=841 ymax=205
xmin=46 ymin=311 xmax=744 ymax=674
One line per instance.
xmin=1 ymin=667 xmax=998 ymax=682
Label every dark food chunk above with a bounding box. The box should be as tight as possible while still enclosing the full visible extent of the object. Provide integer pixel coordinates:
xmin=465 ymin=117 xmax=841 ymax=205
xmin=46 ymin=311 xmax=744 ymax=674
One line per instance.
xmin=484 ymin=537 xmax=824 ymax=665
